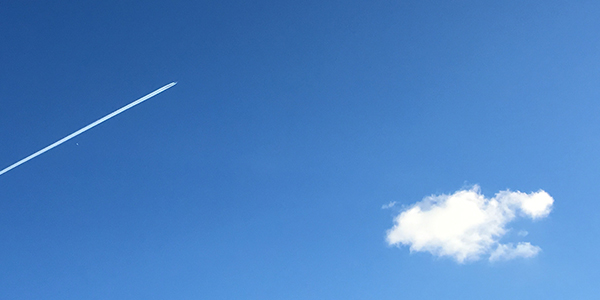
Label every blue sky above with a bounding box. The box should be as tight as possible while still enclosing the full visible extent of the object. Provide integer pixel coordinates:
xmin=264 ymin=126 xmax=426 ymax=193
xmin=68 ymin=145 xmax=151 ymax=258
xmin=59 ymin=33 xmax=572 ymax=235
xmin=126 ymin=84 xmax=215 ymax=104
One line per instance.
xmin=1 ymin=0 xmax=599 ymax=298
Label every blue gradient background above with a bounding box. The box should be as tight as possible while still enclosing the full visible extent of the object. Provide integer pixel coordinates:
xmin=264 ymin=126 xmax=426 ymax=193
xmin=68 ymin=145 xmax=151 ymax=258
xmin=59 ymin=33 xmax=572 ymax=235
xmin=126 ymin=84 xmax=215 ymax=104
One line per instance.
xmin=1 ymin=1 xmax=599 ymax=299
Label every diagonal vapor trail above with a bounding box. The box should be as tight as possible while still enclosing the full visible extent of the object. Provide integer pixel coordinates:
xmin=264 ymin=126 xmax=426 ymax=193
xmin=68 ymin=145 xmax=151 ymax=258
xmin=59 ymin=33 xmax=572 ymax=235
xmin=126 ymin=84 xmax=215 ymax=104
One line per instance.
xmin=0 ymin=82 xmax=177 ymax=176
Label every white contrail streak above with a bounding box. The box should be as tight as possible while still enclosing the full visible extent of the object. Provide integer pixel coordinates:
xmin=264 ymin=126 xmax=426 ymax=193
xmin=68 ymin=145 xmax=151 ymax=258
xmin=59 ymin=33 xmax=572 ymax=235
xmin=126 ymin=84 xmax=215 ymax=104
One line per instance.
xmin=0 ymin=82 xmax=177 ymax=176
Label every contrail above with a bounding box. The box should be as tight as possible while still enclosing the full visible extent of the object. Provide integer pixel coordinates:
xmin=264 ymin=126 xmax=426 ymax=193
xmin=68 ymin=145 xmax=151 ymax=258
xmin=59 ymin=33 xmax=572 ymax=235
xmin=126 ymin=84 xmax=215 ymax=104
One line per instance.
xmin=0 ymin=82 xmax=177 ymax=176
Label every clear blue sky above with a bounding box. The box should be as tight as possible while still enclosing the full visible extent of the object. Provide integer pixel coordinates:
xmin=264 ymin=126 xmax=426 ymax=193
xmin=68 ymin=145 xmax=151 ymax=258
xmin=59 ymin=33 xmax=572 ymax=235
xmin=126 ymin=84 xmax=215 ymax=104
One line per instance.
xmin=1 ymin=1 xmax=599 ymax=298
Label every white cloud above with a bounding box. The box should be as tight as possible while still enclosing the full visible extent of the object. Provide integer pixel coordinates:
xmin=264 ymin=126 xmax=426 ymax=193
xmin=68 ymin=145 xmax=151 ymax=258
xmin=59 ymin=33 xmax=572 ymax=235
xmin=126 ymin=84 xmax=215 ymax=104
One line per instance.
xmin=517 ymin=230 xmax=529 ymax=237
xmin=381 ymin=201 xmax=397 ymax=209
xmin=386 ymin=185 xmax=553 ymax=263
xmin=489 ymin=242 xmax=541 ymax=261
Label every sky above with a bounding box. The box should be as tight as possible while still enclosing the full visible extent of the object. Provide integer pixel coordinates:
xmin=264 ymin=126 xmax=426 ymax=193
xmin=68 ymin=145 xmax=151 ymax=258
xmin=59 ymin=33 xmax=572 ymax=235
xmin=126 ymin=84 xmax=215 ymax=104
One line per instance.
xmin=1 ymin=0 xmax=599 ymax=299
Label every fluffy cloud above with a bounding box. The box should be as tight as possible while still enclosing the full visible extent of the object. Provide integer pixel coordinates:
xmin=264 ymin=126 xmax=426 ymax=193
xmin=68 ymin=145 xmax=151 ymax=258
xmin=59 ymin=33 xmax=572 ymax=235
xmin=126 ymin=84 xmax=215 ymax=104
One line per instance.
xmin=489 ymin=242 xmax=540 ymax=261
xmin=386 ymin=186 xmax=553 ymax=263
